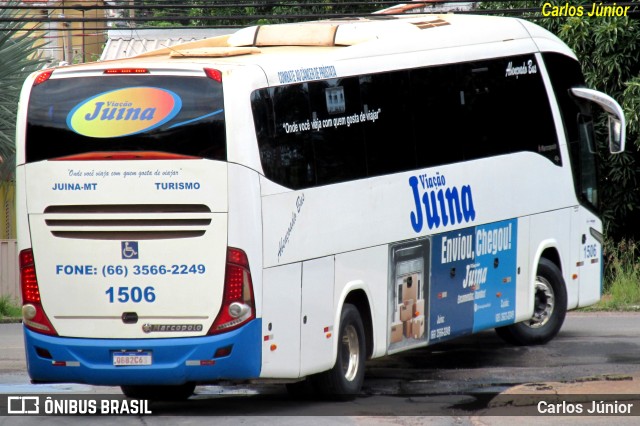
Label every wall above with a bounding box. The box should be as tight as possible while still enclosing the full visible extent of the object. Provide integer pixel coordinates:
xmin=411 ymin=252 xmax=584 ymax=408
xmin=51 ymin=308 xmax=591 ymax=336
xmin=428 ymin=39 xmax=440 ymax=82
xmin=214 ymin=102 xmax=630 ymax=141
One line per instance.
xmin=0 ymin=240 xmax=19 ymax=302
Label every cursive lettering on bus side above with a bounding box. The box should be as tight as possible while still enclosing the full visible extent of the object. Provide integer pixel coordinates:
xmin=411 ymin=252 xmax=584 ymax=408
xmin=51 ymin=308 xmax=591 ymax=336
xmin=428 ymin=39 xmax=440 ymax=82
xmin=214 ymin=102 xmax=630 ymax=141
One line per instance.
xmin=409 ymin=173 xmax=476 ymax=233
xmin=277 ymin=193 xmax=304 ymax=261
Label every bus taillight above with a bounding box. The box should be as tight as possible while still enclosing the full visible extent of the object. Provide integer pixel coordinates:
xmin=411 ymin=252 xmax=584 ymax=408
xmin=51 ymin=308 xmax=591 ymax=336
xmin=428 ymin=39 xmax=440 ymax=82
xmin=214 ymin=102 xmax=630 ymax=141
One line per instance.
xmin=209 ymin=248 xmax=255 ymax=335
xmin=204 ymin=68 xmax=222 ymax=83
xmin=33 ymin=69 xmax=53 ymax=86
xmin=19 ymin=249 xmax=58 ymax=336
xmin=103 ymin=68 xmax=149 ymax=74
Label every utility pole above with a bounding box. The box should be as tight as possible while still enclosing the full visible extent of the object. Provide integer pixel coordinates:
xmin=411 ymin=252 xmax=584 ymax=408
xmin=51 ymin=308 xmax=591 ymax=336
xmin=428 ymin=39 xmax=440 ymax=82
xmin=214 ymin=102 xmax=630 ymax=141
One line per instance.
xmin=61 ymin=0 xmax=73 ymax=63
xmin=130 ymin=0 xmax=135 ymax=28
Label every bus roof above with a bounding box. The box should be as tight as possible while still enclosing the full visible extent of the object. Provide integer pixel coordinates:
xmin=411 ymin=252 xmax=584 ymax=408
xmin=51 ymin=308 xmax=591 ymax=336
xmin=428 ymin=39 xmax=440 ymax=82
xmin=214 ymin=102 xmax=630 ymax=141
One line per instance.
xmin=54 ymin=14 xmax=576 ymax=74
xmin=127 ymin=14 xmax=572 ymax=60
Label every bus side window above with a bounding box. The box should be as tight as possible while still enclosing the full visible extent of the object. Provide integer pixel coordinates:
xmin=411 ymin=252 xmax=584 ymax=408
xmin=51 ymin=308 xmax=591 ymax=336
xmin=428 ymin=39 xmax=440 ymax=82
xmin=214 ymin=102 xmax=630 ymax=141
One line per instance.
xmin=255 ymin=84 xmax=316 ymax=189
xmin=459 ymin=64 xmax=493 ymax=161
xmin=308 ymin=77 xmax=367 ymax=185
xmin=459 ymin=57 xmax=560 ymax=165
xmin=576 ymin=113 xmax=598 ymax=205
xmin=251 ymin=89 xmax=275 ymax=141
xmin=409 ymin=66 xmax=464 ymax=168
xmin=360 ymin=71 xmax=416 ymax=177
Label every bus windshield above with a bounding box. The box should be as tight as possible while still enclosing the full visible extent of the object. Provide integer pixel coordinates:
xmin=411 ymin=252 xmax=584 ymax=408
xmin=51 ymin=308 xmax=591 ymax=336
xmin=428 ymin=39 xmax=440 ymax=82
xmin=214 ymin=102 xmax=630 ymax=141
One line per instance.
xmin=543 ymin=52 xmax=601 ymax=213
xmin=26 ymin=75 xmax=226 ymax=162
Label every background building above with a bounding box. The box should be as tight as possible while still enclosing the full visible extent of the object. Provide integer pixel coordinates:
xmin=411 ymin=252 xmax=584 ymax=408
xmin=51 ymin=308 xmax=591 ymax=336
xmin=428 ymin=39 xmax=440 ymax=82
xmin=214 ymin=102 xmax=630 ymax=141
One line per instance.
xmin=10 ymin=0 xmax=108 ymax=65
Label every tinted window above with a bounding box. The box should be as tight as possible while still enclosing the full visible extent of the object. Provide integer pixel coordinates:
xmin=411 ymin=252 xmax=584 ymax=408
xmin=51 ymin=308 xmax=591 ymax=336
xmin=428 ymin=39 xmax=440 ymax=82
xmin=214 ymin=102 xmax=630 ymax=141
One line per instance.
xmin=360 ymin=72 xmax=416 ymax=175
xmin=253 ymin=54 xmax=560 ymax=189
xmin=253 ymin=84 xmax=316 ymax=189
xmin=308 ymin=77 xmax=367 ymax=185
xmin=410 ymin=65 xmax=464 ymax=167
xmin=543 ymin=52 xmax=599 ymax=211
xmin=410 ymin=56 xmax=560 ymax=165
xmin=27 ymin=76 xmax=226 ymax=162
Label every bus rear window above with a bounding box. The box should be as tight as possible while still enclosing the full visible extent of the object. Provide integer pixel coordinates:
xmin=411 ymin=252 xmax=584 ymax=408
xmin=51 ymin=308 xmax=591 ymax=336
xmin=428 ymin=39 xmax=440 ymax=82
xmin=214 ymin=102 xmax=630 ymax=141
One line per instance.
xmin=26 ymin=75 xmax=226 ymax=162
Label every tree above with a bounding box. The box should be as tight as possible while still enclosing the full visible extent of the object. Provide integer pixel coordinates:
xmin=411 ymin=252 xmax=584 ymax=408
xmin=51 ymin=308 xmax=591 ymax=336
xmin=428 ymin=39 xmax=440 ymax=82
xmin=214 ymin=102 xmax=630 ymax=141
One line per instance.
xmin=0 ymin=2 xmax=46 ymax=181
xmin=145 ymin=1 xmax=382 ymax=28
xmin=482 ymin=1 xmax=640 ymax=240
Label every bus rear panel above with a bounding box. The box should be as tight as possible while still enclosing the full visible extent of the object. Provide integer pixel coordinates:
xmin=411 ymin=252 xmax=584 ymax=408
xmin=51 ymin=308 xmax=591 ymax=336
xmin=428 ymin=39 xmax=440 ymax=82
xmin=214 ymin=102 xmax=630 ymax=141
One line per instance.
xmin=19 ymin=68 xmax=261 ymax=385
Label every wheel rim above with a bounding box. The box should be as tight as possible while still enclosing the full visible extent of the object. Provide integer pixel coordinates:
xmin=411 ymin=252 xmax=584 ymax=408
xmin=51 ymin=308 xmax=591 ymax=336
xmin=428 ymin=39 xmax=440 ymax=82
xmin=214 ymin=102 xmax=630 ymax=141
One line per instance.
xmin=524 ymin=276 xmax=555 ymax=329
xmin=340 ymin=324 xmax=360 ymax=382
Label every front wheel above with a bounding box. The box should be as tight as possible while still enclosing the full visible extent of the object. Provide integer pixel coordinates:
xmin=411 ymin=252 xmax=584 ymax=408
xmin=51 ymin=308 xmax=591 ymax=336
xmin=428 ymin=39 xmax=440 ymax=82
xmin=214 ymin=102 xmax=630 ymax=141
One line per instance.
xmin=312 ymin=303 xmax=366 ymax=400
xmin=495 ymin=258 xmax=567 ymax=346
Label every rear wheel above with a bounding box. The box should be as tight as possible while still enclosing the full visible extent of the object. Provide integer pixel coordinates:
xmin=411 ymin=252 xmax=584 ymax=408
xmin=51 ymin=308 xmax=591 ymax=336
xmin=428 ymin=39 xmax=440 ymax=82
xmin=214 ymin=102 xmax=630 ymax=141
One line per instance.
xmin=120 ymin=383 xmax=195 ymax=401
xmin=495 ymin=258 xmax=567 ymax=345
xmin=312 ymin=303 xmax=366 ymax=400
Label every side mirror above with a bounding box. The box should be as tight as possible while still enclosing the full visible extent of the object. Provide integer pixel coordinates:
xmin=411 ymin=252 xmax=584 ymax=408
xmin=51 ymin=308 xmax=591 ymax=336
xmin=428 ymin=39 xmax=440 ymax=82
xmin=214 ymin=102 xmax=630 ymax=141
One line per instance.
xmin=571 ymin=87 xmax=626 ymax=154
xmin=608 ymin=115 xmax=623 ymax=154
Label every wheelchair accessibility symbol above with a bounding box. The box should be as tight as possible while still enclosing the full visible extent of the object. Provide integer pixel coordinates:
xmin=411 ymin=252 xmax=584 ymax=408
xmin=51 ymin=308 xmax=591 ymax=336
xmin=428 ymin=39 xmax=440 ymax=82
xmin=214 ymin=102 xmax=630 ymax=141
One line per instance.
xmin=121 ymin=241 xmax=139 ymax=259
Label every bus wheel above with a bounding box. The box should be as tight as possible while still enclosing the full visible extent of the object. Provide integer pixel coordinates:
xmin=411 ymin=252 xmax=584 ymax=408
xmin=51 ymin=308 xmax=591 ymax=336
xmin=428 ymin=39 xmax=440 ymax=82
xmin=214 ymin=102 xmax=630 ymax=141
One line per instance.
xmin=120 ymin=383 xmax=195 ymax=401
xmin=495 ymin=258 xmax=567 ymax=346
xmin=312 ymin=303 xmax=366 ymax=400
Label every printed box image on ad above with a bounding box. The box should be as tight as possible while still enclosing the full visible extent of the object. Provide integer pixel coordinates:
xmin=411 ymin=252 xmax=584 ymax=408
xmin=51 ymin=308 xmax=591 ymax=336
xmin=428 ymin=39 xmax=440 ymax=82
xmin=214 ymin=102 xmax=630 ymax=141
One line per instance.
xmin=388 ymin=239 xmax=430 ymax=353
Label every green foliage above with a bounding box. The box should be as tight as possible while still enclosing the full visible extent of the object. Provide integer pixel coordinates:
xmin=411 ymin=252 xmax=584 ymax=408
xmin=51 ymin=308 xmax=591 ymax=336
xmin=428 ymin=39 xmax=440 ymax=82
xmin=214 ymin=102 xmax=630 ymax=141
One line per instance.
xmin=592 ymin=238 xmax=640 ymax=310
xmin=623 ymin=78 xmax=640 ymax=145
xmin=551 ymin=11 xmax=640 ymax=239
xmin=557 ymin=15 xmax=640 ymax=97
xmin=144 ymin=1 xmax=381 ymax=28
xmin=0 ymin=295 xmax=21 ymax=318
xmin=483 ymin=1 xmax=640 ymax=240
xmin=0 ymin=2 xmax=46 ymax=180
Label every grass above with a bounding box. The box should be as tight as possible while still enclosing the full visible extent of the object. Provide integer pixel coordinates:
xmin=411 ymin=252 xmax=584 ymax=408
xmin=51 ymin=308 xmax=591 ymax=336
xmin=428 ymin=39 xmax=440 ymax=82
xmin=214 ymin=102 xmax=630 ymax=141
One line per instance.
xmin=0 ymin=295 xmax=21 ymax=319
xmin=583 ymin=238 xmax=640 ymax=311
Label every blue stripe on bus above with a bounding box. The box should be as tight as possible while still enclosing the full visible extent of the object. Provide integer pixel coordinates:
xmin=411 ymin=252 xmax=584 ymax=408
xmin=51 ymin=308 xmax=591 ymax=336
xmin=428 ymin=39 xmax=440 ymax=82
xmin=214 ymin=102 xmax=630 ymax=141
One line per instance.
xmin=23 ymin=319 xmax=261 ymax=386
xmin=168 ymin=109 xmax=223 ymax=129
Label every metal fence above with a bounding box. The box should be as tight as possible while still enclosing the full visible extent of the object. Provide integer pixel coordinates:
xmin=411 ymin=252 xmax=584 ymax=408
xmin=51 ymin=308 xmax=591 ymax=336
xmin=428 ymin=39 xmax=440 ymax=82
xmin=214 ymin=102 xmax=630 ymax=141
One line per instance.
xmin=0 ymin=240 xmax=20 ymax=303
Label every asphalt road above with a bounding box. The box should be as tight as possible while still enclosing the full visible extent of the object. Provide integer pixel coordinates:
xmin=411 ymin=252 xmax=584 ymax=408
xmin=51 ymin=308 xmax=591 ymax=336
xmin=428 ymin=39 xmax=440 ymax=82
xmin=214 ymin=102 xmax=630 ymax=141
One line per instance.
xmin=0 ymin=312 xmax=639 ymax=424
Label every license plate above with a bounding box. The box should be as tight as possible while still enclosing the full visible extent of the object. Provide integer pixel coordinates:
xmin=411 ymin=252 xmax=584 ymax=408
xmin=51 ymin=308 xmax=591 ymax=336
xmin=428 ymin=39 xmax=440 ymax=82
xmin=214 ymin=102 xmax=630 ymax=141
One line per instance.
xmin=113 ymin=351 xmax=152 ymax=366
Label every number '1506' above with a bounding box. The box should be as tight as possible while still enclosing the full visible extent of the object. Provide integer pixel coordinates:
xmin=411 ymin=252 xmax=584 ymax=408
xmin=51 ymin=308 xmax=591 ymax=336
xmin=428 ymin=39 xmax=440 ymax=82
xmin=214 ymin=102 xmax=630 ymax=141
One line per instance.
xmin=584 ymin=244 xmax=598 ymax=259
xmin=105 ymin=286 xmax=156 ymax=303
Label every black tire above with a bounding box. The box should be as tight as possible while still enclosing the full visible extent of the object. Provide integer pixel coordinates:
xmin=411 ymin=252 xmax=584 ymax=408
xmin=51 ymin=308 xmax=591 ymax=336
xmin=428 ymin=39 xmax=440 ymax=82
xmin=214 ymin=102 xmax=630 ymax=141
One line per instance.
xmin=120 ymin=383 xmax=195 ymax=401
xmin=495 ymin=258 xmax=567 ymax=346
xmin=312 ymin=303 xmax=366 ymax=400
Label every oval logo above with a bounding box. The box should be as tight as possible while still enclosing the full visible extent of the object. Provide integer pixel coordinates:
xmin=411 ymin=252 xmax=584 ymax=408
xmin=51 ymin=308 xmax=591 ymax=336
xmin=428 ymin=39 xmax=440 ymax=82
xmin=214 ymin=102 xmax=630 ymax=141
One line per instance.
xmin=66 ymin=87 xmax=182 ymax=138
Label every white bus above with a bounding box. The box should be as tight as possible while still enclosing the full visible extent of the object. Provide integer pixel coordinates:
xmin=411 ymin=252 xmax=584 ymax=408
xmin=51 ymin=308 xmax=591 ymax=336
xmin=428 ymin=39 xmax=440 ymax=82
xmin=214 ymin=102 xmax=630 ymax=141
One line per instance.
xmin=16 ymin=13 xmax=625 ymax=400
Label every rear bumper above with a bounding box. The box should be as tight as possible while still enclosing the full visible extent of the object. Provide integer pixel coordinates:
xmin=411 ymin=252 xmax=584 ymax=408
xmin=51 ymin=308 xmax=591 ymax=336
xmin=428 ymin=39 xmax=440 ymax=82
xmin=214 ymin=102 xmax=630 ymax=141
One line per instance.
xmin=23 ymin=319 xmax=262 ymax=386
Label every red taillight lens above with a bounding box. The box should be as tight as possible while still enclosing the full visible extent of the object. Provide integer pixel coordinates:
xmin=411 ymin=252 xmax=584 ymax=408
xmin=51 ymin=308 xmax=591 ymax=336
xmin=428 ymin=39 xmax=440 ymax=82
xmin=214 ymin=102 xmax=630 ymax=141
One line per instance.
xmin=33 ymin=69 xmax=53 ymax=86
xmin=19 ymin=249 xmax=57 ymax=336
xmin=204 ymin=68 xmax=222 ymax=83
xmin=209 ymin=248 xmax=255 ymax=335
xmin=19 ymin=250 xmax=39 ymax=303
xmin=104 ymin=68 xmax=149 ymax=75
